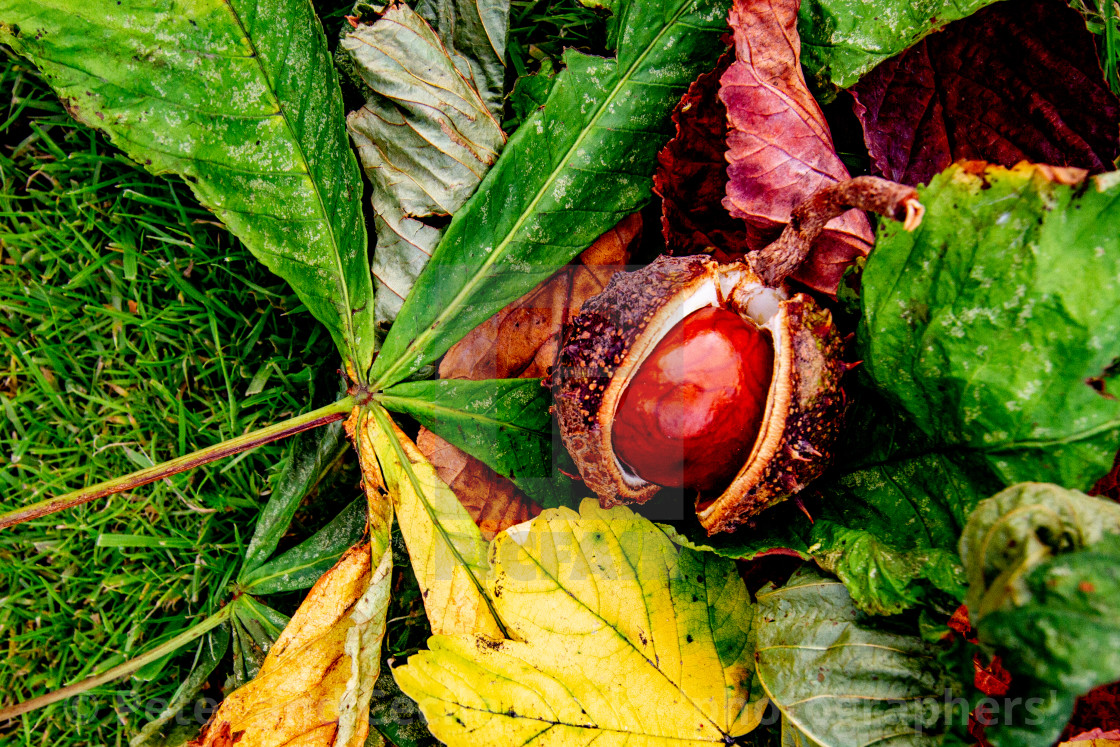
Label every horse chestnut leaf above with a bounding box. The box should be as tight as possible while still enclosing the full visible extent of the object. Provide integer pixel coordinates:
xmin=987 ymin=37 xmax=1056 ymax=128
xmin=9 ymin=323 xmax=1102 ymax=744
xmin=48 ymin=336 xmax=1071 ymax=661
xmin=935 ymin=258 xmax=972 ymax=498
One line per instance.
xmin=612 ymin=306 xmax=773 ymax=492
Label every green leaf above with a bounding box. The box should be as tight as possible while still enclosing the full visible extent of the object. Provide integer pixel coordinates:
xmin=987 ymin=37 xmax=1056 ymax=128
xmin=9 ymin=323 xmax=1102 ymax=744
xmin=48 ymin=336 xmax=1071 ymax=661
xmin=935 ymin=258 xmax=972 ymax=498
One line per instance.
xmin=507 ymin=58 xmax=558 ymax=129
xmin=957 ymin=482 xmax=1120 ymax=624
xmin=668 ymin=385 xmax=1000 ymax=615
xmin=369 ymin=0 xmax=731 ymax=389
xmin=809 ymin=522 xmax=966 ymax=616
xmin=341 ymin=2 xmax=506 ymax=328
xmin=380 ymin=377 xmax=572 ymax=507
xmin=861 ymin=164 xmax=1120 ymax=490
xmin=239 ymin=495 xmax=368 ymax=594
xmin=976 ymin=544 xmax=1120 ymax=747
xmin=414 ymin=0 xmax=510 ymax=117
xmin=394 ymin=500 xmax=768 ymax=745
xmin=797 ymin=0 xmax=1006 ymax=88
xmin=755 ymin=569 xmax=960 ymax=747
xmin=241 ymin=419 xmax=349 ymax=575
xmin=0 ymin=0 xmax=378 ymax=373
xmin=130 ymin=627 xmax=231 ymax=747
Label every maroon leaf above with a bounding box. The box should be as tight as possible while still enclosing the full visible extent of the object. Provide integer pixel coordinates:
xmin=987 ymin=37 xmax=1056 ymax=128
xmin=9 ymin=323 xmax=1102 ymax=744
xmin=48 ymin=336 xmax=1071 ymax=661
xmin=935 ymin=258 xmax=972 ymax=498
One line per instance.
xmin=1060 ymin=680 xmax=1120 ymax=743
xmin=654 ymin=50 xmax=770 ymax=262
xmin=851 ymin=0 xmax=1120 ymax=187
xmin=720 ymin=0 xmax=873 ymax=295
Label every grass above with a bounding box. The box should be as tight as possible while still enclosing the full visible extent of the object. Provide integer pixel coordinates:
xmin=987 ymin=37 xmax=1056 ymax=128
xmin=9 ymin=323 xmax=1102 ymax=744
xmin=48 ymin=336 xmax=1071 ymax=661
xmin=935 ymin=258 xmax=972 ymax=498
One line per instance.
xmin=0 ymin=49 xmax=343 ymax=745
xmin=0 ymin=2 xmax=603 ymax=745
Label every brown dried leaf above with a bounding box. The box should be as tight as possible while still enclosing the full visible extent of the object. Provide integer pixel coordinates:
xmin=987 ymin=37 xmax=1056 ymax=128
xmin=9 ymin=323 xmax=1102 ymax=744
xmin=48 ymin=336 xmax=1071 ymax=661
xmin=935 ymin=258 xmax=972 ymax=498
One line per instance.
xmin=720 ymin=0 xmax=874 ymax=294
xmin=416 ymin=429 xmax=540 ymax=540
xmin=438 ymin=212 xmax=642 ymax=380
xmin=851 ymin=0 xmax=1120 ymax=188
xmin=191 ymin=543 xmax=387 ymax=747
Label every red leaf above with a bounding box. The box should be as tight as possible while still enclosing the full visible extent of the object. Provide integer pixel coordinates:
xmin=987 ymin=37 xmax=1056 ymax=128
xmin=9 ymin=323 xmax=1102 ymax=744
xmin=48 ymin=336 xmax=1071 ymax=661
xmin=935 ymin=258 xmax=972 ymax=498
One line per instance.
xmin=1061 ymin=681 xmax=1120 ymax=743
xmin=973 ymin=654 xmax=1012 ymax=697
xmin=851 ymin=0 xmax=1120 ymax=187
xmin=654 ymin=50 xmax=770 ymax=261
xmin=720 ymin=0 xmax=873 ymax=295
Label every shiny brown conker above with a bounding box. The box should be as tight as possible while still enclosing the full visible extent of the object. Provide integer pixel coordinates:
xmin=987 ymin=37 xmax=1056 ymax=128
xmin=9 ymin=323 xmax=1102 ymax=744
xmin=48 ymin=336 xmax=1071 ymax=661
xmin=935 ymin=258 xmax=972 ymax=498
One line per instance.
xmin=611 ymin=306 xmax=773 ymax=492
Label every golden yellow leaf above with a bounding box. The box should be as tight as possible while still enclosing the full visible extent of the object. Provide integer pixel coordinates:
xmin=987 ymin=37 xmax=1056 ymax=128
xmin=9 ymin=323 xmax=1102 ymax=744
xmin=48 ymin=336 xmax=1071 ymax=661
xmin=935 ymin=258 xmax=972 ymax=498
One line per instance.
xmin=394 ymin=500 xmax=767 ymax=746
xmin=352 ymin=406 xmax=504 ymax=639
xmin=191 ymin=534 xmax=392 ymax=747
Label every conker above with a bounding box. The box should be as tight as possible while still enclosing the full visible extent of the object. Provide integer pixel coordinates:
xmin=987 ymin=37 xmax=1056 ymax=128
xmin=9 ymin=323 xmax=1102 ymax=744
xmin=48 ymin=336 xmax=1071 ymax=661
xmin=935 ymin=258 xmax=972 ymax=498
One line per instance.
xmin=551 ymin=177 xmax=924 ymax=533
xmin=612 ymin=307 xmax=773 ymax=492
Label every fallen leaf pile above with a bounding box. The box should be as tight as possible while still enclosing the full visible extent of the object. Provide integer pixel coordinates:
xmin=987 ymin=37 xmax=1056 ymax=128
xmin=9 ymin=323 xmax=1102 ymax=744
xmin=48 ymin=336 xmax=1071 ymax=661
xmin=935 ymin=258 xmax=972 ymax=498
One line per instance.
xmin=6 ymin=0 xmax=1120 ymax=743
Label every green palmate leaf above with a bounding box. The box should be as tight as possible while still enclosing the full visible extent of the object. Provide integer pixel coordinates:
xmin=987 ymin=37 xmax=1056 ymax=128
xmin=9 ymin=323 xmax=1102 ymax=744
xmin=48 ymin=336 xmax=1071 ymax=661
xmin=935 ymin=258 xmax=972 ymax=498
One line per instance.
xmin=755 ymin=569 xmax=960 ymax=747
xmin=239 ymin=495 xmax=369 ymax=594
xmin=861 ymin=163 xmax=1120 ymax=491
xmin=241 ymin=419 xmax=349 ymax=574
xmin=394 ymin=500 xmax=767 ymax=746
xmin=797 ymin=0 xmax=1006 ymax=88
xmin=0 ymin=0 xmax=377 ymax=374
xmin=976 ymin=543 xmax=1120 ymax=747
xmin=380 ymin=377 xmax=571 ymax=507
xmin=414 ymin=0 xmax=509 ymax=117
xmin=369 ymin=0 xmax=731 ymax=389
xmin=957 ymin=482 xmax=1120 ymax=624
xmin=669 ymin=385 xmax=1000 ymax=615
xmin=229 ymin=597 xmax=290 ymax=689
xmin=341 ymin=1 xmax=506 ymax=327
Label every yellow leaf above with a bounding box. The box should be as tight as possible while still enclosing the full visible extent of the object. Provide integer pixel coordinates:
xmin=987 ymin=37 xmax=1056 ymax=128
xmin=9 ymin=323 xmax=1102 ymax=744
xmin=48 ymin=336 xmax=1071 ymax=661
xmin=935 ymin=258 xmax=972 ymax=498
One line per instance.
xmin=191 ymin=541 xmax=391 ymax=747
xmin=353 ymin=405 xmax=504 ymax=638
xmin=394 ymin=500 xmax=767 ymax=745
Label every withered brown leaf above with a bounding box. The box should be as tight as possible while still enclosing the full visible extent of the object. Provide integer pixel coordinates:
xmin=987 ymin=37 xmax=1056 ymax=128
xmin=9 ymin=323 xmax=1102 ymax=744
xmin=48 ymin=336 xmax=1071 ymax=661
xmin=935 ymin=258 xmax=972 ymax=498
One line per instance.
xmin=720 ymin=0 xmax=873 ymax=294
xmin=418 ymin=213 xmax=642 ymax=535
xmin=851 ymin=0 xmax=1120 ymax=187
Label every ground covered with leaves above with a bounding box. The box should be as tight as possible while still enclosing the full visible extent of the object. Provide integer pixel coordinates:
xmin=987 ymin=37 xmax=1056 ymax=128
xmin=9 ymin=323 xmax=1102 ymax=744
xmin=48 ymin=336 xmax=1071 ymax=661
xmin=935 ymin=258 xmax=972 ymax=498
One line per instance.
xmin=0 ymin=0 xmax=1119 ymax=746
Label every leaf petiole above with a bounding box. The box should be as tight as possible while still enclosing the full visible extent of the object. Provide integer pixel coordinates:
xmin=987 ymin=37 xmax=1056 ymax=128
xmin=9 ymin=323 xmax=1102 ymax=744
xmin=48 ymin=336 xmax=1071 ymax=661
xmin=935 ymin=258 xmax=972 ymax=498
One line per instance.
xmin=0 ymin=396 xmax=359 ymax=531
xmin=0 ymin=601 xmax=237 ymax=723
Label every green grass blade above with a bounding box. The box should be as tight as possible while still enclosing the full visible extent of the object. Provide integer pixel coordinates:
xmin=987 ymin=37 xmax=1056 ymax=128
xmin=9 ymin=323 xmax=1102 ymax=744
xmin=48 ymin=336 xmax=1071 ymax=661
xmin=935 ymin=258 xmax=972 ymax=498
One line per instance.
xmin=0 ymin=603 xmax=235 ymax=723
xmin=0 ymin=0 xmax=378 ymax=374
xmin=0 ymin=396 xmax=355 ymax=530
xmin=368 ymin=0 xmax=731 ymax=389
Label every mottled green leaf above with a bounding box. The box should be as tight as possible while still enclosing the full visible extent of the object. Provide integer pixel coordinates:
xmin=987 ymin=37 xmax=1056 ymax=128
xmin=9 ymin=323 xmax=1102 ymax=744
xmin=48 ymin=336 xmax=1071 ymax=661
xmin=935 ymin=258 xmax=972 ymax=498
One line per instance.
xmin=957 ymin=482 xmax=1120 ymax=624
xmin=380 ymin=377 xmax=571 ymax=507
xmin=755 ymin=569 xmax=959 ymax=747
xmin=0 ymin=0 xmax=378 ymax=373
xmin=394 ymin=500 xmax=767 ymax=745
xmin=130 ymin=627 xmax=231 ymax=747
xmin=809 ymin=522 xmax=966 ymax=616
xmin=977 ymin=544 xmax=1120 ymax=747
xmin=797 ymin=0 xmax=1006 ymax=88
xmin=507 ymin=58 xmax=558 ymax=129
xmin=861 ymin=163 xmax=1120 ymax=490
xmin=369 ymin=0 xmax=731 ymax=389
xmin=341 ymin=2 xmax=506 ymax=327
xmin=414 ymin=0 xmax=509 ymax=117
xmin=241 ymin=419 xmax=349 ymax=575
xmin=240 ymin=495 xmax=368 ymax=594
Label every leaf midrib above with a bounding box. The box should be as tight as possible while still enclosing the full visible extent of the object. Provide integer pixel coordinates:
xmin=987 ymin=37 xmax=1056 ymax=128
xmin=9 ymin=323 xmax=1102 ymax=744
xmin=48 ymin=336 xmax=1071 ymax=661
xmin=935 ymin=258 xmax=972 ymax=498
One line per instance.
xmin=372 ymin=0 xmax=697 ymax=389
xmin=219 ymin=0 xmax=361 ymax=369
